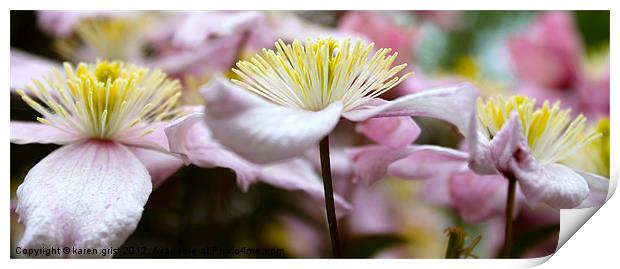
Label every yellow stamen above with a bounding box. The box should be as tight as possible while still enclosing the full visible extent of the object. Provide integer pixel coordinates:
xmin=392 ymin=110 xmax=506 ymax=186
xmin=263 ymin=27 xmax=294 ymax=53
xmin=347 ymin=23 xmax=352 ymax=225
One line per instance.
xmin=477 ymin=95 xmax=601 ymax=165
xmin=18 ymin=60 xmax=184 ymax=140
xmin=232 ymin=37 xmax=413 ymax=112
xmin=562 ymin=118 xmax=610 ymax=177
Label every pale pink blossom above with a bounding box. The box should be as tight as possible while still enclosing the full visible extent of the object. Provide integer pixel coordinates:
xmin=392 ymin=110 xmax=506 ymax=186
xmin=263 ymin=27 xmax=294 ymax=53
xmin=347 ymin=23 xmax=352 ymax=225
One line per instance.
xmin=11 ymin=61 xmax=185 ymax=257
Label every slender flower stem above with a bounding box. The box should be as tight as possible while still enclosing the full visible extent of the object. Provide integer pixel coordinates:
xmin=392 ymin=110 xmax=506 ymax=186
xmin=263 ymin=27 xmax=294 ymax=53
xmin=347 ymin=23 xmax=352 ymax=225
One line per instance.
xmin=319 ymin=136 xmax=342 ymax=258
xmin=502 ymin=174 xmax=517 ymax=258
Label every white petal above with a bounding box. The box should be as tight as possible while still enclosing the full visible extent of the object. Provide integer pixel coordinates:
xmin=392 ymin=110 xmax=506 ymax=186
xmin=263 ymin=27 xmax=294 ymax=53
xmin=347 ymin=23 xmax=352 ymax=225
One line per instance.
xmin=11 ymin=121 xmax=80 ymax=145
xmin=165 ymin=113 xmax=261 ymax=190
xmin=342 ymin=83 xmax=479 ymax=138
xmin=575 ymin=170 xmax=609 ymax=208
xmin=11 ymin=48 xmax=58 ymax=90
xmin=348 ymin=144 xmax=469 ymax=185
xmin=129 ymin=147 xmax=184 ymax=189
xmin=202 ymin=77 xmax=343 ymax=164
xmin=513 ymin=163 xmax=589 ymax=209
xmin=16 ymin=141 xmax=151 ymax=258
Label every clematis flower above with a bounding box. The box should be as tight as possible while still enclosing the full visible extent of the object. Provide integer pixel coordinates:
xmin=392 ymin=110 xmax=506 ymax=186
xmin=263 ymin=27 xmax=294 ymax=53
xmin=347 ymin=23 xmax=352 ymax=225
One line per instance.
xmin=51 ymin=12 xmax=153 ymax=62
xmin=200 ymin=37 xmax=477 ymax=164
xmin=192 ymin=37 xmax=477 ymax=257
xmin=11 ymin=61 xmax=185 ymax=257
xmin=470 ymin=95 xmax=607 ymax=209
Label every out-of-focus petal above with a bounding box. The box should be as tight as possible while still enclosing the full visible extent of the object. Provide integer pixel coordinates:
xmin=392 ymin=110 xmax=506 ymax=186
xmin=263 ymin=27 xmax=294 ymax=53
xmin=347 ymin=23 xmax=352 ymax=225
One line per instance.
xmin=348 ymin=144 xmax=468 ymax=185
xmin=342 ymin=83 xmax=479 ymax=139
xmin=507 ymin=11 xmax=582 ymax=89
xmin=449 ymin=171 xmax=524 ymax=223
xmin=165 ymin=113 xmax=260 ymax=190
xmin=36 ymin=11 xmax=139 ymax=37
xmin=172 ymin=11 xmax=265 ymax=49
xmin=347 ymin=186 xmax=396 ymax=234
xmin=10 ymin=48 xmax=58 ymax=91
xmin=202 ymin=77 xmax=343 ymax=164
xmin=260 ymin=158 xmax=351 ymax=213
xmin=15 ymin=141 xmax=151 ymax=258
xmin=356 ymin=116 xmax=420 ymax=148
xmin=11 ymin=121 xmax=80 ymax=145
xmin=129 ymin=147 xmax=184 ymax=189
xmin=151 ymin=35 xmax=241 ymax=75
xmin=339 ymin=11 xmax=417 ymax=65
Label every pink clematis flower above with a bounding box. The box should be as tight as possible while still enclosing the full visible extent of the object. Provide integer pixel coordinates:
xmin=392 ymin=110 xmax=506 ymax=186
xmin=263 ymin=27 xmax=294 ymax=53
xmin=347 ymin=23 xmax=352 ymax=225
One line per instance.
xmin=11 ymin=61 xmax=186 ymax=257
xmin=351 ymin=94 xmax=608 ymax=211
xmin=197 ymin=38 xmax=478 ymax=166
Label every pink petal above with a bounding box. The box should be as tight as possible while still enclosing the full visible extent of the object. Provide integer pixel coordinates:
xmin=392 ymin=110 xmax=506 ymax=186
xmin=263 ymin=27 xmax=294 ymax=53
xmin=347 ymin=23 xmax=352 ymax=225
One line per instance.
xmin=166 ymin=114 xmax=351 ymax=211
xmin=449 ymin=170 xmax=524 ymax=223
xmin=150 ymin=34 xmax=241 ymax=76
xmin=489 ymin=113 xmax=589 ymax=208
xmin=259 ymin=158 xmax=351 ymax=213
xmin=348 ymin=144 xmax=468 ymax=185
xmin=36 ymin=11 xmax=86 ymax=37
xmin=10 ymin=48 xmax=58 ymax=91
xmin=129 ymin=147 xmax=184 ymax=189
xmin=172 ymin=11 xmax=265 ymax=49
xmin=15 ymin=141 xmax=151 ymax=257
xmin=165 ymin=113 xmax=260 ymax=190
xmin=202 ymin=77 xmax=343 ymax=164
xmin=117 ymin=125 xmax=172 ymax=154
xmin=11 ymin=121 xmax=80 ymax=145
xmin=36 ymin=11 xmax=139 ymax=37
xmin=347 ymin=186 xmax=396 ymax=234
xmin=339 ymin=11 xmax=417 ymax=65
xmin=355 ymin=116 xmax=420 ymax=148
xmin=342 ymin=83 xmax=479 ymax=140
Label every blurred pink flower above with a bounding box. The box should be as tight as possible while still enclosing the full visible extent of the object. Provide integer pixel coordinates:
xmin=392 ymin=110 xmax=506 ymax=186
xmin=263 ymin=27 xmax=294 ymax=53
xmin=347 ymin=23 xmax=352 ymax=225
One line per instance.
xmin=507 ymin=11 xmax=609 ymax=119
xmin=508 ymin=11 xmax=583 ymax=90
xmin=339 ymin=11 xmax=418 ymax=67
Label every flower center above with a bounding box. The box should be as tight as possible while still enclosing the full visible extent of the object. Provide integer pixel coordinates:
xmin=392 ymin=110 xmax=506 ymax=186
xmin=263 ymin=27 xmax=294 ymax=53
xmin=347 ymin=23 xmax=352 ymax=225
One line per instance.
xmin=55 ymin=16 xmax=151 ymax=61
xmin=477 ymin=95 xmax=601 ymax=165
xmin=231 ymin=37 xmax=412 ymax=112
xmin=17 ymin=60 xmax=183 ymax=140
